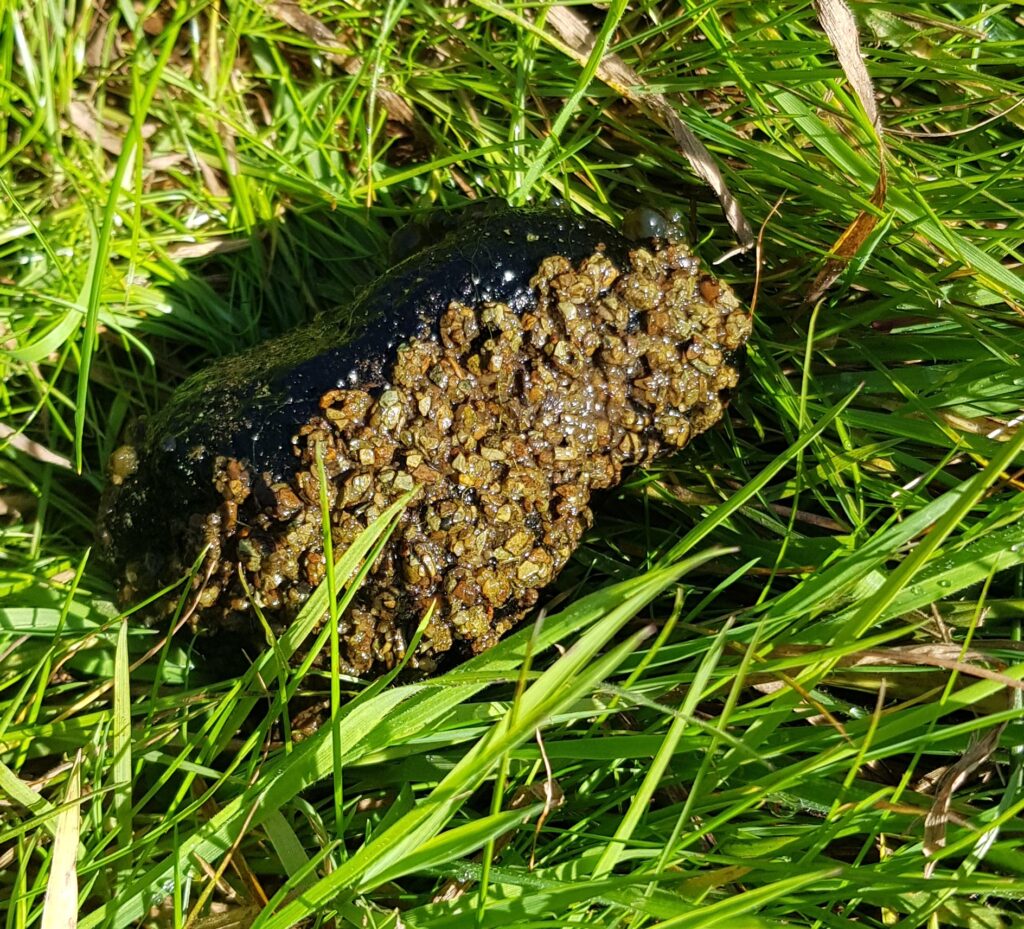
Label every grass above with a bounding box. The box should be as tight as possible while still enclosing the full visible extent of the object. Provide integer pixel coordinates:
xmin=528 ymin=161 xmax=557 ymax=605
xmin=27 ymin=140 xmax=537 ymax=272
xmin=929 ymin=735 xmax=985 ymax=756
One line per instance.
xmin=2 ymin=1 xmax=1023 ymax=926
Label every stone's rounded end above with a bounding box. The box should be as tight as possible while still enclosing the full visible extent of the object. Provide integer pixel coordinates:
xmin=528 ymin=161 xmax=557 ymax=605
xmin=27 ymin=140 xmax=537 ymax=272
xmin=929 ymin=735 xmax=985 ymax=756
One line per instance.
xmin=622 ymin=206 xmax=688 ymax=246
xmin=622 ymin=207 xmax=671 ymax=242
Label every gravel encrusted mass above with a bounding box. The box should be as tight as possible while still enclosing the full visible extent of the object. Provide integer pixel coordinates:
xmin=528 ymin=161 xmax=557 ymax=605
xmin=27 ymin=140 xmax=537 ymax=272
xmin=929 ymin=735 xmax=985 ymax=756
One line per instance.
xmin=114 ymin=240 xmax=751 ymax=676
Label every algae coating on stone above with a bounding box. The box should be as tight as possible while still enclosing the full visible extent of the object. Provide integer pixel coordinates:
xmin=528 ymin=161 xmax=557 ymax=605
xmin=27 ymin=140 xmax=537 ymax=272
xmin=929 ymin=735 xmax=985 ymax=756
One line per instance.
xmin=99 ymin=206 xmax=752 ymax=676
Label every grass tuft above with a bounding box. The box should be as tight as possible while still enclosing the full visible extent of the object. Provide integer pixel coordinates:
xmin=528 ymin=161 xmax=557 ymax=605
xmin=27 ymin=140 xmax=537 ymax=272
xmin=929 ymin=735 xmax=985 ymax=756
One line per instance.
xmin=2 ymin=2 xmax=1023 ymax=927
